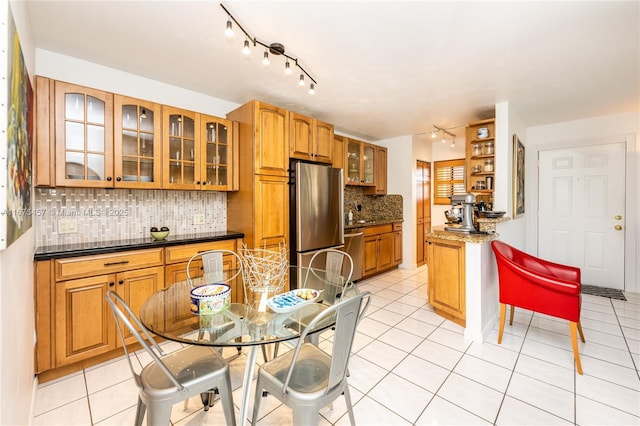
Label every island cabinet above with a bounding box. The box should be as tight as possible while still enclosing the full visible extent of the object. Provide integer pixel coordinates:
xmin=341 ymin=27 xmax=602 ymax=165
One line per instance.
xmin=36 ymin=248 xmax=164 ymax=372
xmin=362 ymin=224 xmax=399 ymax=278
xmin=289 ymin=112 xmax=333 ymax=164
xmin=426 ymin=237 xmax=466 ymax=327
xmin=226 ymin=100 xmax=289 ymax=252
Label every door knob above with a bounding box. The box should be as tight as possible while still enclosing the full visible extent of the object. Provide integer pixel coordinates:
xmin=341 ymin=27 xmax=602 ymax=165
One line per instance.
xmin=615 ymin=225 xmax=623 ymax=231
xmin=615 ymin=215 xmax=623 ymax=220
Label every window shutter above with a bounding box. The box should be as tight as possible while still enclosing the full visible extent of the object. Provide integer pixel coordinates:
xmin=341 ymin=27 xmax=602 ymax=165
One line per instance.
xmin=434 ymin=159 xmax=466 ymax=204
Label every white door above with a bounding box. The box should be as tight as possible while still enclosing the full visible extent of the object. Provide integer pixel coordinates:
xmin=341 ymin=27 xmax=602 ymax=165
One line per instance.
xmin=538 ymin=143 xmax=626 ymax=289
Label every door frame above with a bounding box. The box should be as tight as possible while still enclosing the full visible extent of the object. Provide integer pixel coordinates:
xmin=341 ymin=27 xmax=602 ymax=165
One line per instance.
xmin=527 ymin=134 xmax=638 ymax=293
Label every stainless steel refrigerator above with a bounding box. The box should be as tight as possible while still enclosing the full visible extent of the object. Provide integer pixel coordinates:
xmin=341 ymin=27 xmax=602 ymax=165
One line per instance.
xmin=289 ymin=161 xmax=344 ymax=285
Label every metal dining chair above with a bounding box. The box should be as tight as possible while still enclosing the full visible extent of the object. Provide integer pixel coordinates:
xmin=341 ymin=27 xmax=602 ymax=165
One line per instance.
xmin=105 ymin=291 xmax=236 ymax=426
xmin=186 ymin=249 xmax=244 ymax=290
xmin=251 ymin=290 xmax=371 ymax=425
xmin=303 ymin=248 xmax=356 ymax=303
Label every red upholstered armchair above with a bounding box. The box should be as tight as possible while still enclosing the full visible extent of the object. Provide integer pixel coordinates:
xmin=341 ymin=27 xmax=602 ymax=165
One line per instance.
xmin=491 ymin=240 xmax=585 ymax=375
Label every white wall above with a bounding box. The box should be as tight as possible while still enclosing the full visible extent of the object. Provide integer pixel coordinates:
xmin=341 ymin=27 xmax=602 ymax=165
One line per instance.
xmin=36 ymin=50 xmax=240 ymax=118
xmin=1 ymin=1 xmax=36 ymax=425
xmin=377 ymin=135 xmax=415 ymax=268
xmin=526 ymin=111 xmax=640 ymax=293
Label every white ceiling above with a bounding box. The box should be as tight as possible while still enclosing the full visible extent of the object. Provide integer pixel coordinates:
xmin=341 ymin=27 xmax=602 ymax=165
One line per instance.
xmin=25 ymin=1 xmax=639 ymax=141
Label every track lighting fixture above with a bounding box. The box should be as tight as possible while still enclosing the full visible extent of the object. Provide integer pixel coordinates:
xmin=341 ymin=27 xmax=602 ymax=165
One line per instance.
xmin=220 ymin=3 xmax=318 ymax=95
xmin=428 ymin=124 xmax=458 ymax=148
xmin=242 ymin=39 xmax=251 ymax=56
xmin=225 ymin=17 xmax=234 ymax=39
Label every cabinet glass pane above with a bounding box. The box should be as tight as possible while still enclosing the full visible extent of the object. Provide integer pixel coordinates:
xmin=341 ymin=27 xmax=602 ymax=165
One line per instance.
xmin=122 ymin=105 xmax=137 ymax=129
xmin=169 ymin=115 xmax=182 ymax=136
xmin=183 ymin=163 xmax=195 ymax=184
xmin=87 ymin=153 xmax=105 ymax=180
xmin=65 ymin=152 xmax=85 ymax=179
xmin=86 ymin=96 xmax=105 ymax=124
xmin=65 ymin=121 xmax=85 ymax=150
xmin=183 ymin=116 xmax=195 ymax=139
xmin=87 ymin=125 xmax=105 ymax=152
xmin=139 ymin=108 xmax=154 ymax=133
xmin=169 ymin=137 xmax=181 ymax=160
xmin=140 ymin=160 xmax=154 ymax=182
xmin=184 ymin=139 xmax=195 ymax=161
xmin=363 ymin=146 xmax=375 ymax=184
xmin=140 ymin=133 xmax=154 ymax=157
xmin=169 ymin=163 xmax=181 ymax=184
xmin=65 ymin=94 xmax=84 ymax=121
xmin=206 ymin=122 xmax=216 ymax=142
xmin=122 ymin=130 xmax=138 ymax=155
xmin=218 ymin=167 xmax=228 ymax=186
xmin=218 ymin=145 xmax=228 ymax=165
xmin=122 ymin=158 xmax=138 ymax=178
xmin=205 ymin=166 xmax=216 ymax=186
xmin=218 ymin=124 xmax=228 ymax=144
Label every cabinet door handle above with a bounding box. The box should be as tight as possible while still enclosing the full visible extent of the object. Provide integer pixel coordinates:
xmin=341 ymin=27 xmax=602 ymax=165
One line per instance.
xmin=104 ymin=260 xmax=129 ymax=266
xmin=118 ymin=280 xmax=124 ymax=285
xmin=106 ymin=176 xmax=112 ymax=182
xmin=116 ymin=177 xmax=122 ymax=182
xmin=109 ymin=282 xmax=115 ymax=287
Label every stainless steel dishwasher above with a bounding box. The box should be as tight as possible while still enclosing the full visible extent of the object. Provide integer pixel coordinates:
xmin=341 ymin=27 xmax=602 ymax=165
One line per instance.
xmin=344 ymin=229 xmax=364 ymax=281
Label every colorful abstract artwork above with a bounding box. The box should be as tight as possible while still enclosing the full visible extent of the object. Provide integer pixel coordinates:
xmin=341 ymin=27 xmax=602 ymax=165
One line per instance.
xmin=1 ymin=5 xmax=33 ymax=250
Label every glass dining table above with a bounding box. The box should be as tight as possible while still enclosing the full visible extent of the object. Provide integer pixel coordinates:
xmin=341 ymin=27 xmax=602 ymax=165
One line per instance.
xmin=139 ymin=266 xmax=353 ymax=426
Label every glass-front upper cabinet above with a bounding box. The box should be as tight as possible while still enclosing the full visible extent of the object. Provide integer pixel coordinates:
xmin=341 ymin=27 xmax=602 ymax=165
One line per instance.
xmin=113 ymin=96 xmax=162 ymax=188
xmin=163 ymin=106 xmax=200 ymax=189
xmin=54 ymin=81 xmax=113 ymax=187
xmin=346 ymin=138 xmax=375 ymax=186
xmin=201 ymin=115 xmax=234 ymax=191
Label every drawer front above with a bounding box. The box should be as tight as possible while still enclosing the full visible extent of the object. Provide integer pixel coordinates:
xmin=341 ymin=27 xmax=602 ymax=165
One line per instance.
xmin=164 ymin=239 xmax=238 ymax=264
xmin=393 ymin=222 xmax=402 ymax=231
xmin=363 ymin=224 xmax=393 ymax=236
xmin=55 ymin=248 xmax=163 ymax=281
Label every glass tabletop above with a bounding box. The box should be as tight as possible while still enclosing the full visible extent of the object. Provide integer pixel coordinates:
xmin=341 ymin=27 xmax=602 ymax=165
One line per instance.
xmin=139 ymin=266 xmax=352 ymax=347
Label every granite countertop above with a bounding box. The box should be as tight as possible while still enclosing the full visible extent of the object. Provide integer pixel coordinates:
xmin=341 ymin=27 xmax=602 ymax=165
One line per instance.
xmin=34 ymin=230 xmax=245 ymax=261
xmin=425 ymin=226 xmax=498 ymax=244
xmin=344 ymin=218 xmax=403 ymax=230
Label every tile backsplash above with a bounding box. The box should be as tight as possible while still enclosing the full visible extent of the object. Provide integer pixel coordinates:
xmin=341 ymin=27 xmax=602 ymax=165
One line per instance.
xmin=34 ymin=188 xmax=226 ymax=247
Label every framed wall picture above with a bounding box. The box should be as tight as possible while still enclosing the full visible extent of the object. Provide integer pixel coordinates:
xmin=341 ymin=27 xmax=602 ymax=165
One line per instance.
xmin=512 ymin=134 xmax=525 ymax=218
xmin=0 ymin=2 xmax=34 ymax=250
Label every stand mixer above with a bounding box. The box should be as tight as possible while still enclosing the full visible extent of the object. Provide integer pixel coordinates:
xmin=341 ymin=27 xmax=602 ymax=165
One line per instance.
xmin=445 ymin=193 xmax=479 ymax=233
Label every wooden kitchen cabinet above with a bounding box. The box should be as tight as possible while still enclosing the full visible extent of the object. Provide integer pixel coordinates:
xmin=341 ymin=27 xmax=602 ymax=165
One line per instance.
xmin=363 ymin=145 xmax=387 ymax=195
xmin=332 ymin=134 xmax=346 ymax=185
xmin=227 ymin=100 xmax=290 ymax=252
xmin=54 ymin=80 xmax=114 ymax=187
xmin=363 ymin=224 xmax=396 ymax=278
xmin=393 ymin=223 xmax=403 ymax=265
xmin=113 ymin=95 xmax=162 ymax=188
xmin=427 ymin=237 xmax=466 ymax=327
xmin=466 ymin=118 xmax=495 ymax=204
xmin=289 ymin=112 xmax=333 ymax=164
xmin=163 ymin=108 xmax=237 ymax=190
xmin=346 ymin=138 xmax=376 ymax=186
xmin=43 ymin=248 xmax=164 ymax=369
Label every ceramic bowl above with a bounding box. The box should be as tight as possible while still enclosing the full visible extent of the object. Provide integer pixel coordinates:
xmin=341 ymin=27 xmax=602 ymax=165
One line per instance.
xmin=150 ymin=230 xmax=170 ymax=240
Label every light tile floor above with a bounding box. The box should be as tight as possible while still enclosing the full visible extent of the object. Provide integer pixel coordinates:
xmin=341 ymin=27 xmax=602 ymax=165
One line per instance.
xmin=33 ymin=265 xmax=640 ymax=425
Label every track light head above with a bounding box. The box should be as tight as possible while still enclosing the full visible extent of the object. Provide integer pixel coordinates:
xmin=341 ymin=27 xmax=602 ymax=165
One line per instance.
xmin=263 ymin=50 xmax=270 ymax=66
xmin=242 ymin=39 xmax=251 ymax=56
xmin=225 ymin=18 xmax=234 ymax=39
xmin=309 ymin=83 xmax=315 ymax=95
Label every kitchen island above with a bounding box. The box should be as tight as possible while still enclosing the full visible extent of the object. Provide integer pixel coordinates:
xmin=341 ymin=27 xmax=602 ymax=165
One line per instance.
xmin=425 ymin=227 xmax=499 ymax=342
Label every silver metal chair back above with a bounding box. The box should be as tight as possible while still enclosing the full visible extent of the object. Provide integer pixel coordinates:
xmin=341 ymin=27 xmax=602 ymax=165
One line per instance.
xmin=186 ymin=249 xmax=244 ymax=296
xmin=251 ymin=290 xmax=371 ymax=426
xmin=303 ymin=248 xmax=356 ymax=302
xmin=105 ymin=290 xmax=236 ymax=426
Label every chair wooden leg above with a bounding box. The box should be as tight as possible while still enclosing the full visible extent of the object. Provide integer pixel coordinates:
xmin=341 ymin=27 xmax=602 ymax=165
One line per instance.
xmin=569 ymin=321 xmax=583 ymax=375
xmin=577 ymin=321 xmax=585 ymax=343
xmin=498 ymin=303 xmax=506 ymax=344
xmin=509 ymin=305 xmax=515 ymax=325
